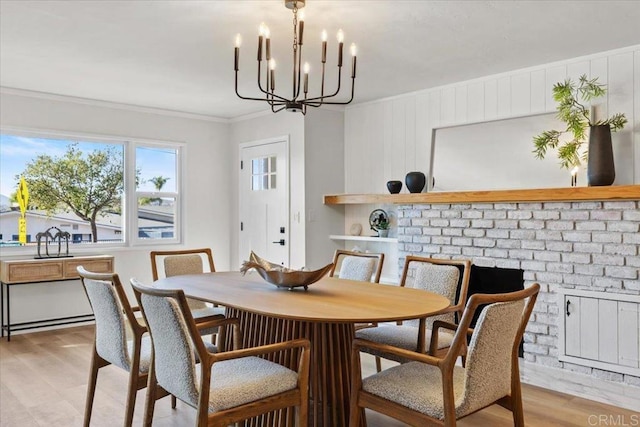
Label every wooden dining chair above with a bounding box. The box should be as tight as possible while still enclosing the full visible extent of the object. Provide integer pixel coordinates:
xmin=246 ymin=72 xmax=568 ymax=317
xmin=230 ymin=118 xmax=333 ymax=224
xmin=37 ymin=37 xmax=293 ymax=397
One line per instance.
xmin=356 ymin=256 xmax=471 ymax=371
xmin=329 ymin=249 xmax=385 ymax=283
xmin=350 ymin=284 xmax=540 ymax=427
xmin=130 ymin=278 xmax=310 ymax=427
xmin=77 ymin=266 xmax=161 ymax=427
xmin=150 ymin=248 xmax=225 ymax=336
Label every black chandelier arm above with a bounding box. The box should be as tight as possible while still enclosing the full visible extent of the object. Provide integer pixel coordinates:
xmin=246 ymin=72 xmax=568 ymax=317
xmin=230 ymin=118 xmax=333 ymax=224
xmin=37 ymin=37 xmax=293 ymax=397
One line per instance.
xmin=304 ymin=77 xmax=355 ymax=106
xmin=302 ymin=66 xmax=346 ymax=103
xmin=235 ymin=75 xmax=288 ymax=104
xmin=255 ymin=62 xmax=289 ymax=102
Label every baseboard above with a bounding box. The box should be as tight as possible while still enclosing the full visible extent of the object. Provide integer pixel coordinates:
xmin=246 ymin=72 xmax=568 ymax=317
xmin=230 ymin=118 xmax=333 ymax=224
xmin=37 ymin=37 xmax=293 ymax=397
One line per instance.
xmin=520 ymin=360 xmax=640 ymax=411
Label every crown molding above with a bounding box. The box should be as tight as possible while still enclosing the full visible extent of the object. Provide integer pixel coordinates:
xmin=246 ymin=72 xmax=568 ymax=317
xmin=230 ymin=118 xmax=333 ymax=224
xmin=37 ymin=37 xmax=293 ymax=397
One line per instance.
xmin=0 ymin=86 xmax=230 ymax=123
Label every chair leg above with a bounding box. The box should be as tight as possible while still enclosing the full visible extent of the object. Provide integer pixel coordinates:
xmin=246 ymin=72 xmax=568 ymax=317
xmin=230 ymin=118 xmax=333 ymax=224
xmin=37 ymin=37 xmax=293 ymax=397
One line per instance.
xmin=375 ymin=356 xmax=382 ymax=373
xmin=84 ymin=347 xmax=108 ymax=427
xmin=143 ymin=361 xmax=158 ymax=427
xmin=171 ymin=395 xmax=177 ymax=409
xmin=124 ymin=370 xmax=140 ymax=427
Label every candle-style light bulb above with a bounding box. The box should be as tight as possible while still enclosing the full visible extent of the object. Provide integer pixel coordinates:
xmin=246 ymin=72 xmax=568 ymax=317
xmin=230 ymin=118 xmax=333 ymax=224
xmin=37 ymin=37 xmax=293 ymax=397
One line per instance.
xmin=234 ymin=34 xmax=241 ymax=71
xmin=257 ymin=23 xmax=266 ymax=61
xmin=321 ymin=30 xmax=328 ymax=63
xmin=337 ymin=29 xmax=344 ymax=43
xmin=265 ymin=26 xmax=271 ymax=60
xmin=303 ymin=62 xmax=310 ymax=94
xmin=269 ymin=59 xmax=276 ymax=91
xmin=350 ymin=43 xmax=357 ymax=78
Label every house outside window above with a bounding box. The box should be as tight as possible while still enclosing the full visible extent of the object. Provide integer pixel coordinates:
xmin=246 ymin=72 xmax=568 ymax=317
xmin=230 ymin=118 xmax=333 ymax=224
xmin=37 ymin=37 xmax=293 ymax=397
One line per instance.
xmin=0 ymin=130 xmax=183 ymax=249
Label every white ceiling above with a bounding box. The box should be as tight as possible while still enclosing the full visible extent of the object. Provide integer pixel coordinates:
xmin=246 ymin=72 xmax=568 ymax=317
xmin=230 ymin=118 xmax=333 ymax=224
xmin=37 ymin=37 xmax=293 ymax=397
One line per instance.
xmin=1 ymin=1 xmax=640 ymax=120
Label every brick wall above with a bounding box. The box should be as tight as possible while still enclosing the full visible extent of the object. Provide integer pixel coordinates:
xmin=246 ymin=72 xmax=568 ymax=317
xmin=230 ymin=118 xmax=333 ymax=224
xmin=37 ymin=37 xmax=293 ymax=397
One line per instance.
xmin=397 ymin=200 xmax=640 ymax=386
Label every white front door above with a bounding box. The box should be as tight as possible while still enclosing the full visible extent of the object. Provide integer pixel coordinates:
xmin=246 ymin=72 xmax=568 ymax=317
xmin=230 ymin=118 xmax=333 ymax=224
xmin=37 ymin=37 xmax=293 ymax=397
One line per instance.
xmin=239 ymin=138 xmax=289 ymax=268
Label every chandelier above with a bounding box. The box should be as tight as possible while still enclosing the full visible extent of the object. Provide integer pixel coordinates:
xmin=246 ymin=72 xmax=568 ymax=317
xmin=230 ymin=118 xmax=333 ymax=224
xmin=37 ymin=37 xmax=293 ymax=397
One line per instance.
xmin=233 ymin=0 xmax=357 ymax=114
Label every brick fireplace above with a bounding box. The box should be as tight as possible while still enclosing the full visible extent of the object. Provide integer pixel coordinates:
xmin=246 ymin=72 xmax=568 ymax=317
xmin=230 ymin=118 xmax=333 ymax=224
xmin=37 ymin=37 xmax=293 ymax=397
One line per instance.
xmin=396 ymin=200 xmax=640 ymax=387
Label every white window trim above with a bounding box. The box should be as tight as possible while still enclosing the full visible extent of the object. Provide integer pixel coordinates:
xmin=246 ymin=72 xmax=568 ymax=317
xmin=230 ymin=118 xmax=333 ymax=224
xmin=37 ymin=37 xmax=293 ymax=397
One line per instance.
xmin=0 ymin=126 xmax=185 ymax=254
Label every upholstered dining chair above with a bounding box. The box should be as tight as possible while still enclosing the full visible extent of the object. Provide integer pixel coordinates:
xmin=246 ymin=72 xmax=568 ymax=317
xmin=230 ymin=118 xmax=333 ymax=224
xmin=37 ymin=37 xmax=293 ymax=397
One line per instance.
xmin=130 ymin=278 xmax=310 ymax=427
xmin=150 ymin=248 xmax=225 ymax=335
xmin=349 ymin=283 xmax=540 ymax=427
xmin=77 ymin=266 xmax=158 ymax=427
xmin=356 ymin=256 xmax=471 ymax=371
xmin=329 ymin=249 xmax=385 ymax=283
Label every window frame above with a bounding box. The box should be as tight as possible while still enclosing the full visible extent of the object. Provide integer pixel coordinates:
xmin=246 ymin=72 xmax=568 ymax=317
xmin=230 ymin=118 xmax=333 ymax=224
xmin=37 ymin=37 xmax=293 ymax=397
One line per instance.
xmin=0 ymin=126 xmax=184 ymax=252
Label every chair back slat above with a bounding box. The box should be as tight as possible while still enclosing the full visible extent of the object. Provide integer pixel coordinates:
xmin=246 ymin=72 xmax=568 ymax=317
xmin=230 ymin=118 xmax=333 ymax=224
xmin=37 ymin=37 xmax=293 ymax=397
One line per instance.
xmin=138 ymin=291 xmax=200 ymax=407
xmin=82 ymin=278 xmax=130 ymax=371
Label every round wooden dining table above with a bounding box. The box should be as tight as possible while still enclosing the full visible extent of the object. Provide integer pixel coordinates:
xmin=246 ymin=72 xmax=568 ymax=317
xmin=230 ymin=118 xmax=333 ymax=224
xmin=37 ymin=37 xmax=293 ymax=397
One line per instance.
xmin=153 ymin=271 xmax=450 ymax=427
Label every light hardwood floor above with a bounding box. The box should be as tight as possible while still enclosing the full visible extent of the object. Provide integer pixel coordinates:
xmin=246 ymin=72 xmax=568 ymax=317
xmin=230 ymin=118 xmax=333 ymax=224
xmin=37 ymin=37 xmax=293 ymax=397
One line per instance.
xmin=1 ymin=325 xmax=638 ymax=426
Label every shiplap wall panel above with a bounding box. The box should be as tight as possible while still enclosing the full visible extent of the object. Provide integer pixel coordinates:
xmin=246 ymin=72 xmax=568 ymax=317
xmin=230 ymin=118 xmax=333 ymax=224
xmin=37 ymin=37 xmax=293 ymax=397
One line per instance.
xmin=567 ymin=60 xmax=591 ymax=82
xmin=545 ymin=66 xmax=567 ymax=113
xmin=383 ymin=102 xmax=394 ymax=188
xmin=497 ymin=76 xmax=511 ymax=117
xmin=580 ymin=297 xmax=600 ymax=361
xmin=484 ymin=79 xmax=498 ymax=120
xmin=467 ymin=82 xmax=484 ymax=123
xmin=511 ymin=73 xmax=531 ymax=116
xmin=598 ymin=299 xmax=618 ymax=364
xmin=530 ymin=69 xmax=546 ymax=113
xmin=455 ymin=85 xmax=468 ymax=123
xmin=609 ymin=51 xmax=636 ymax=185
xmin=591 ymin=57 xmax=609 ymax=119
xmin=391 ymin=99 xmax=407 ymax=187
xmin=369 ymin=103 xmax=385 ymax=192
xmin=415 ymin=92 xmax=430 ymax=172
xmin=405 ymin=97 xmax=417 ymax=174
xmin=441 ymin=87 xmax=456 ymax=126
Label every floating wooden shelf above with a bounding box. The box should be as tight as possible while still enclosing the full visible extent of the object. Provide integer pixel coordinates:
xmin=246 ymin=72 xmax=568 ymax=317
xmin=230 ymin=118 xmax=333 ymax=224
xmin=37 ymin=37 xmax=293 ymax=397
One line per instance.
xmin=324 ymin=185 xmax=640 ymax=205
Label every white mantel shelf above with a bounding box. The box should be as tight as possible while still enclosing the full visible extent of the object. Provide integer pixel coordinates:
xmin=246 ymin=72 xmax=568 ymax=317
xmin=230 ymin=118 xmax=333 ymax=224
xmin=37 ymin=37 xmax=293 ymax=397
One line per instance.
xmin=323 ymin=185 xmax=640 ymax=205
xmin=329 ymin=235 xmax=398 ymax=243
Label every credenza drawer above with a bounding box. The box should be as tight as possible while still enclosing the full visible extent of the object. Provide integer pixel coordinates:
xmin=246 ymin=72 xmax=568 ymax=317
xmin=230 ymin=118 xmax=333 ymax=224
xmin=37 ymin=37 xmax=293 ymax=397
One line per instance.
xmin=6 ymin=262 xmax=64 ymax=283
xmin=65 ymin=258 xmax=113 ymax=278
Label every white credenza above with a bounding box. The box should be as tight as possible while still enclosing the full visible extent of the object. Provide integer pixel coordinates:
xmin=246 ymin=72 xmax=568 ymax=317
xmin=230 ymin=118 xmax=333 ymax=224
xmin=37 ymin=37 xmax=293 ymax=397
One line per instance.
xmin=558 ymin=288 xmax=640 ymax=376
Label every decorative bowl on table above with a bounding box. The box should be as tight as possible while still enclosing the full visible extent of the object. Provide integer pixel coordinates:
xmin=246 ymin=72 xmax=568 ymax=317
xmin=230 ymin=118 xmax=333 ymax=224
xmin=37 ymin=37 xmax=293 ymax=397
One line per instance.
xmin=240 ymin=252 xmax=333 ymax=291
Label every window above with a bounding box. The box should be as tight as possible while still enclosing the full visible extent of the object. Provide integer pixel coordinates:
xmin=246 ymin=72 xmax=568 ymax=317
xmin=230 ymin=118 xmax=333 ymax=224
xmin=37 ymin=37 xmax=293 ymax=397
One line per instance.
xmin=0 ymin=130 xmax=182 ymax=248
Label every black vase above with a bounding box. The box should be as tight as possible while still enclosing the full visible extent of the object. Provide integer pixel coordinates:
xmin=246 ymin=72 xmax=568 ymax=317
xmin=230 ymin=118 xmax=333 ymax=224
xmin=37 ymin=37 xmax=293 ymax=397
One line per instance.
xmin=587 ymin=125 xmax=615 ymax=186
xmin=386 ymin=180 xmax=402 ymax=194
xmin=405 ymin=171 xmax=426 ymax=193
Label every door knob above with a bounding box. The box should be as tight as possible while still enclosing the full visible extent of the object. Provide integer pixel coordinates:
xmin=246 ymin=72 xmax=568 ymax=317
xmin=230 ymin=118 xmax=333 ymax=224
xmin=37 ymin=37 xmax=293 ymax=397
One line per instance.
xmin=272 ymin=239 xmax=285 ymax=246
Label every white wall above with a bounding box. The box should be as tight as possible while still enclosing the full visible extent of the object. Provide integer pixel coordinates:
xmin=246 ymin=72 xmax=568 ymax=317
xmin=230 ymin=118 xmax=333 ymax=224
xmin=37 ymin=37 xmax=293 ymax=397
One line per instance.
xmin=304 ymin=108 xmax=345 ymax=270
xmin=344 ymin=45 xmax=640 ymax=194
xmin=229 ymin=112 xmax=305 ymax=269
xmin=0 ymin=90 xmax=232 ymax=322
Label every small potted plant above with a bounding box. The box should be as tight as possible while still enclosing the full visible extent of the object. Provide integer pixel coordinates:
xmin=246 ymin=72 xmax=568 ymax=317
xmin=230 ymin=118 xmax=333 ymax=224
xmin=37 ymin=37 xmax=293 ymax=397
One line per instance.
xmin=532 ymin=74 xmax=627 ymax=186
xmin=375 ymin=219 xmax=389 ymax=238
